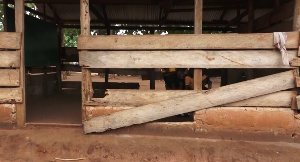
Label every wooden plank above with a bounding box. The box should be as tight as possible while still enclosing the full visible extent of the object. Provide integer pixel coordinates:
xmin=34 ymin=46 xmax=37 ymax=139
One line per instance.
xmin=79 ymin=50 xmax=298 ymax=68
xmin=0 ymin=69 xmax=20 ymax=86
xmin=0 ymin=88 xmax=22 ymax=103
xmin=296 ymin=77 xmax=300 ymax=87
xmin=0 ymin=51 xmax=20 ymax=67
xmin=296 ymin=96 xmax=300 ymax=109
xmin=90 ymin=90 xmax=295 ymax=108
xmin=77 ymin=32 xmax=299 ymax=50
xmin=290 ymin=58 xmax=300 ymax=66
xmin=0 ymin=32 xmax=22 ymax=49
xmin=293 ymin=0 xmax=300 ymax=31
xmin=84 ymin=70 xmax=297 ymax=133
xmin=15 ymin=0 xmax=25 ymax=128
xmin=62 ymin=81 xmax=140 ymax=90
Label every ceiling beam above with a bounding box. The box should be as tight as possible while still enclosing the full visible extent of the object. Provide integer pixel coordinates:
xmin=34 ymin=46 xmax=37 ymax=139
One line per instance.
xmin=63 ymin=24 xmax=236 ymax=32
xmin=90 ymin=4 xmax=106 ymax=23
xmin=62 ymin=19 xmax=239 ymax=27
xmin=47 ymin=4 xmax=60 ymax=20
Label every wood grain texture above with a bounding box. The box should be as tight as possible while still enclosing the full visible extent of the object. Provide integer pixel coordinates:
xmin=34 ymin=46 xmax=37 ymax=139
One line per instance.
xmin=0 ymin=51 xmax=20 ymax=67
xmin=79 ymin=50 xmax=298 ymax=68
xmin=90 ymin=90 xmax=296 ymax=108
xmin=80 ymin=0 xmax=93 ymax=121
xmin=0 ymin=32 xmax=22 ymax=49
xmin=77 ymin=32 xmax=299 ymax=50
xmin=0 ymin=69 xmax=20 ymax=86
xmin=84 ymin=70 xmax=297 ymax=133
xmin=194 ymin=0 xmax=203 ymax=90
xmin=293 ymin=0 xmax=300 ymax=31
xmin=15 ymin=0 xmax=25 ymax=128
xmin=0 ymin=88 xmax=22 ymax=103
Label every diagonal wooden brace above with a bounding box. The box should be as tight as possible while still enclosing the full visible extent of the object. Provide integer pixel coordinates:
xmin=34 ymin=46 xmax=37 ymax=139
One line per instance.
xmin=84 ymin=70 xmax=298 ymax=133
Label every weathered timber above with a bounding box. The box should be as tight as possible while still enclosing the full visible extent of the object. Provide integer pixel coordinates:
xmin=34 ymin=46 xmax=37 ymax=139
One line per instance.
xmin=293 ymin=0 xmax=300 ymax=31
xmin=0 ymin=51 xmax=20 ymax=67
xmin=84 ymin=70 xmax=297 ymax=133
xmin=89 ymin=90 xmax=295 ymax=108
xmin=290 ymin=58 xmax=300 ymax=66
xmin=0 ymin=32 xmax=22 ymax=49
xmin=0 ymin=88 xmax=22 ymax=103
xmin=62 ymin=81 xmax=140 ymax=90
xmin=77 ymin=32 xmax=299 ymax=50
xmin=79 ymin=50 xmax=298 ymax=68
xmin=194 ymin=0 xmax=203 ymax=90
xmin=80 ymin=0 xmax=93 ymax=121
xmin=15 ymin=0 xmax=25 ymax=128
xmin=0 ymin=69 xmax=20 ymax=86
xmin=296 ymin=77 xmax=300 ymax=87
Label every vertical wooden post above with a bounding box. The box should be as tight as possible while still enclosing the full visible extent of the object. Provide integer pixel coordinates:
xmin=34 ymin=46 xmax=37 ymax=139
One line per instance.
xmin=194 ymin=0 xmax=203 ymax=90
xmin=293 ymin=0 xmax=300 ymax=31
xmin=56 ymin=26 xmax=63 ymax=93
xmin=246 ymin=0 xmax=254 ymax=80
xmin=104 ymin=29 xmax=110 ymax=89
xmin=105 ymin=69 xmax=109 ymax=88
xmin=15 ymin=0 xmax=25 ymax=127
xmin=149 ymin=29 xmax=156 ymax=90
xmin=293 ymin=0 xmax=300 ymax=100
xmin=3 ymin=0 xmax=7 ymax=32
xmin=80 ymin=0 xmax=93 ymax=121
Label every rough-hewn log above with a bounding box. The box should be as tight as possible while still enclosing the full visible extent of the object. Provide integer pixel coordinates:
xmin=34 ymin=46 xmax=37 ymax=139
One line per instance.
xmin=77 ymin=32 xmax=299 ymax=50
xmin=80 ymin=0 xmax=93 ymax=121
xmin=0 ymin=51 xmax=20 ymax=67
xmin=84 ymin=70 xmax=297 ymax=133
xmin=79 ymin=50 xmax=298 ymax=68
xmin=89 ymin=90 xmax=296 ymax=108
xmin=0 ymin=88 xmax=22 ymax=103
xmin=0 ymin=69 xmax=20 ymax=86
xmin=0 ymin=32 xmax=22 ymax=49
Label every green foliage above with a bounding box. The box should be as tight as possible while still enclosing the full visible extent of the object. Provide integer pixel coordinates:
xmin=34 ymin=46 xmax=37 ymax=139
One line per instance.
xmin=0 ymin=4 xmax=4 ymax=31
xmin=64 ymin=28 xmax=80 ymax=47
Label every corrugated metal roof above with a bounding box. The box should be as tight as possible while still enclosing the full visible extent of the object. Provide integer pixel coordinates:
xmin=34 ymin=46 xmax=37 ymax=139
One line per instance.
xmin=33 ymin=0 xmax=293 ymax=27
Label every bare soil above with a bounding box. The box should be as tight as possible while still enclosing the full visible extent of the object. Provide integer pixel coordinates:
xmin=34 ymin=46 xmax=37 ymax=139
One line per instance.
xmin=0 ymin=127 xmax=300 ymax=162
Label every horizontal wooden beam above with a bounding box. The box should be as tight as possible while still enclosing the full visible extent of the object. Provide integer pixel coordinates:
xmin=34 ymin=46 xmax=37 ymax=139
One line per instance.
xmin=0 ymin=32 xmax=22 ymax=49
xmin=77 ymin=32 xmax=299 ymax=50
xmin=0 ymin=88 xmax=22 ymax=103
xmin=0 ymin=51 xmax=20 ymax=67
xmin=89 ymin=90 xmax=296 ymax=108
xmin=62 ymin=81 xmax=140 ymax=90
xmin=79 ymin=50 xmax=298 ymax=68
xmin=0 ymin=69 xmax=20 ymax=86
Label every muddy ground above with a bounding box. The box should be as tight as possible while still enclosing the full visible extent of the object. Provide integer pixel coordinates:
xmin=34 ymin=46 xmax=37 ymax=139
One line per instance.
xmin=0 ymin=127 xmax=300 ymax=162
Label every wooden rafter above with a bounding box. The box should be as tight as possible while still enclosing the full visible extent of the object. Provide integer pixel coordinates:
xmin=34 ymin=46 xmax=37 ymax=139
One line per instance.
xmin=47 ymin=4 xmax=60 ymax=20
xmin=159 ymin=0 xmax=173 ymax=26
xmin=90 ymin=4 xmax=105 ymax=23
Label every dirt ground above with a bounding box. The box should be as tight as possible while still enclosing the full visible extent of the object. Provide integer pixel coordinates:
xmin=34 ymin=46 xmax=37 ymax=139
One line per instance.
xmin=26 ymin=74 xmax=220 ymax=124
xmin=0 ymin=127 xmax=300 ymax=162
